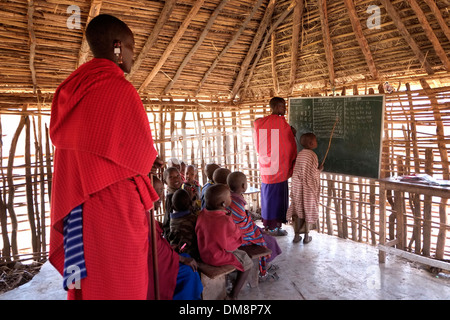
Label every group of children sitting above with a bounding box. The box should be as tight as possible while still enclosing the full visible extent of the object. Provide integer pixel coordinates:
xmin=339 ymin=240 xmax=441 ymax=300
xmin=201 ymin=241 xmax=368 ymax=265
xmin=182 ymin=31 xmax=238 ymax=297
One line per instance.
xmin=152 ymin=158 xmax=282 ymax=300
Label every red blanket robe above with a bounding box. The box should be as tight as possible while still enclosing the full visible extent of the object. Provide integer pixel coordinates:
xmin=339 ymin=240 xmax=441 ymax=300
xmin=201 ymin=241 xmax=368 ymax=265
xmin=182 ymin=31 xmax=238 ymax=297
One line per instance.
xmin=195 ymin=208 xmax=244 ymax=271
xmin=253 ymin=114 xmax=297 ymax=184
xmin=49 ymin=58 xmax=178 ymax=300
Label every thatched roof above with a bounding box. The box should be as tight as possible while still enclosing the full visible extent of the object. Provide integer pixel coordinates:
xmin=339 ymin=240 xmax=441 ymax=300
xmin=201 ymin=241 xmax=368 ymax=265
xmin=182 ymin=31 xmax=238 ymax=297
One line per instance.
xmin=1 ymin=0 xmax=449 ymax=108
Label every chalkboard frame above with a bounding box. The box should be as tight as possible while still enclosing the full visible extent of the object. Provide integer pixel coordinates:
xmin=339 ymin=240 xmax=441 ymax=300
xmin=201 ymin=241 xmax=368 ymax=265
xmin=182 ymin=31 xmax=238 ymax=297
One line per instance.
xmin=288 ymin=95 xmax=385 ymax=179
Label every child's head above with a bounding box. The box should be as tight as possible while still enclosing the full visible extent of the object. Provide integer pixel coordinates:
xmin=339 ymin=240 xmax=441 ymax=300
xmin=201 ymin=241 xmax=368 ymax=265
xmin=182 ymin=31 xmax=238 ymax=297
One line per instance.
xmin=163 ymin=167 xmax=182 ymax=189
xmin=168 ymin=157 xmax=181 ymax=172
xmin=151 ymin=176 xmax=164 ymax=211
xmin=172 ymin=189 xmax=191 ymax=212
xmin=185 ymin=165 xmax=197 ymax=183
xmin=205 ymin=184 xmax=231 ymax=211
xmin=227 ymin=171 xmax=247 ymax=194
xmin=205 ymin=163 xmax=220 ymax=181
xmin=212 ymin=168 xmax=231 ymax=184
xmin=300 ymin=132 xmax=318 ymax=150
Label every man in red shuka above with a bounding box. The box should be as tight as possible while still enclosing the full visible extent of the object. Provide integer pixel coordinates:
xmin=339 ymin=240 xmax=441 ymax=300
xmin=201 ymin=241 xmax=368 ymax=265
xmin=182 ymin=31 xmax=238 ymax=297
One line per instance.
xmin=49 ymin=14 xmax=198 ymax=300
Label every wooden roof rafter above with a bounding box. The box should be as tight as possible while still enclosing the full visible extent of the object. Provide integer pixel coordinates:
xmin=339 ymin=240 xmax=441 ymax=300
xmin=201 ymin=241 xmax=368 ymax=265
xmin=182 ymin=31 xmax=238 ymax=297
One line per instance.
xmin=379 ymin=0 xmax=434 ymax=75
xmin=230 ymin=0 xmax=276 ymax=100
xmin=77 ymin=0 xmax=103 ymax=68
xmin=163 ymin=0 xmax=229 ymax=95
xmin=138 ymin=0 xmax=205 ymax=93
xmin=422 ymin=0 xmax=450 ymax=43
xmin=126 ymin=0 xmax=176 ymax=81
xmin=318 ymin=0 xmax=335 ymax=88
xmin=27 ymin=0 xmax=37 ymax=94
xmin=289 ymin=0 xmax=305 ymax=95
xmin=343 ymin=0 xmax=378 ymax=80
xmin=193 ymin=0 xmax=266 ymax=97
xmin=271 ymin=31 xmax=279 ymax=95
xmin=405 ymin=0 xmax=450 ymax=71
xmin=241 ymin=1 xmax=297 ymax=99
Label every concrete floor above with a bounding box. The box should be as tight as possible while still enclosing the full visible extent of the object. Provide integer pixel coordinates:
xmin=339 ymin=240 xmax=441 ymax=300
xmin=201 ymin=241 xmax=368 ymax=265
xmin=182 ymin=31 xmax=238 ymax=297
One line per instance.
xmin=1 ymin=223 xmax=449 ymax=300
xmin=238 ymin=223 xmax=450 ymax=300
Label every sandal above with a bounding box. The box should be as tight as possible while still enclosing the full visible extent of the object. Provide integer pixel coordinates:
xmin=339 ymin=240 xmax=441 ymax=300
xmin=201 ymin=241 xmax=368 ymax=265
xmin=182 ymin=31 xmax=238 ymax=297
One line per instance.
xmin=303 ymin=235 xmax=312 ymax=244
xmin=267 ymin=264 xmax=279 ymax=272
xmin=267 ymin=227 xmax=288 ymax=236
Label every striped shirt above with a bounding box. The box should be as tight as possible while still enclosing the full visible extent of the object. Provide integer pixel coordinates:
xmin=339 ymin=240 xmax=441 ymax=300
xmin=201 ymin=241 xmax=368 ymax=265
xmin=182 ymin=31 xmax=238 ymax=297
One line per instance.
xmin=229 ymin=193 xmax=266 ymax=246
xmin=286 ymin=149 xmax=321 ymax=223
xmin=63 ymin=205 xmax=87 ymax=290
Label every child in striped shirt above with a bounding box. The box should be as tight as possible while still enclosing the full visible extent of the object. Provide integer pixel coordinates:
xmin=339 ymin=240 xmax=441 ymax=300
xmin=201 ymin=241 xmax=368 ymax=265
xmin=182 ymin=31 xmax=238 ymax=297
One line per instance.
xmin=287 ymin=132 xmax=323 ymax=244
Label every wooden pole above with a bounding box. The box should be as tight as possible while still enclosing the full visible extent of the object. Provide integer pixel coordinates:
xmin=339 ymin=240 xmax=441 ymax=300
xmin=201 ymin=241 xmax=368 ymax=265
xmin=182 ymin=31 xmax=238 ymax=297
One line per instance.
xmin=320 ymin=117 xmax=339 ymax=167
xmin=149 ymin=174 xmax=160 ymax=300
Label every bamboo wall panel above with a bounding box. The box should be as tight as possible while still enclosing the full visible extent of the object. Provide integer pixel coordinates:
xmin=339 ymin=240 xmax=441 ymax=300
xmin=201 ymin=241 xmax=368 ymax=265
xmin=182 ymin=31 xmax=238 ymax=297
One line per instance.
xmin=1 ymin=81 xmax=449 ymax=264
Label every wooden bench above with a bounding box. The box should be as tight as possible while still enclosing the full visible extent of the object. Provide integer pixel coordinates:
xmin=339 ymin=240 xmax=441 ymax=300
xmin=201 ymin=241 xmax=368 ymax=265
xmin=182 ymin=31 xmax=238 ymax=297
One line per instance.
xmin=197 ymin=262 xmax=236 ymax=300
xmin=239 ymin=245 xmax=272 ymax=288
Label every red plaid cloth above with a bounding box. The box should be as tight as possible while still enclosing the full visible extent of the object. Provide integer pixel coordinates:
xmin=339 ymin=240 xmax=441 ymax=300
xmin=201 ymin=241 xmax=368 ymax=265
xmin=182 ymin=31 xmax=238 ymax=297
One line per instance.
xmin=49 ymin=58 xmax=175 ymax=299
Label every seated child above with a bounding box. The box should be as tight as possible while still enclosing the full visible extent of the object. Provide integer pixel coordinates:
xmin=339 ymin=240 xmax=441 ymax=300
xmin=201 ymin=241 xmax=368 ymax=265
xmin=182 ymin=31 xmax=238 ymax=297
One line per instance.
xmin=212 ymin=167 xmax=231 ymax=185
xmin=151 ymin=190 xmax=203 ymax=300
xmin=162 ymin=167 xmax=182 ymax=237
xmin=182 ymin=164 xmax=202 ymax=212
xmin=168 ymin=189 xmax=200 ymax=260
xmin=227 ymin=171 xmax=282 ymax=280
xmin=286 ymin=132 xmax=323 ymax=244
xmin=195 ymin=184 xmax=253 ymax=300
xmin=200 ymin=163 xmax=220 ymax=209
xmin=168 ymin=157 xmax=185 ymax=182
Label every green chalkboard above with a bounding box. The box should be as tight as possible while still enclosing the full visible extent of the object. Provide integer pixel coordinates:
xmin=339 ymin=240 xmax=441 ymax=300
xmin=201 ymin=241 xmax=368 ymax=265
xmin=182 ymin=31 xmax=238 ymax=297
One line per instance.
xmin=288 ymin=95 xmax=385 ymax=179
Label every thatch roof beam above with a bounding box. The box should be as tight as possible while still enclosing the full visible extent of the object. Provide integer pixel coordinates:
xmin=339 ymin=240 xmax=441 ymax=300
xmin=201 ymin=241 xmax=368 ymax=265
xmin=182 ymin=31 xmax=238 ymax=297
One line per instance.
xmin=27 ymin=0 xmax=37 ymax=93
xmin=77 ymin=0 xmax=103 ymax=68
xmin=318 ymin=0 xmax=335 ymax=87
xmin=163 ymin=0 xmax=229 ymax=95
xmin=289 ymin=0 xmax=304 ymax=95
xmin=343 ymin=0 xmax=378 ymax=80
xmin=230 ymin=0 xmax=276 ymax=100
xmin=271 ymin=31 xmax=279 ymax=95
xmin=405 ymin=0 xmax=450 ymax=71
xmin=241 ymin=1 xmax=297 ymax=98
xmin=138 ymin=0 xmax=205 ymax=93
xmin=194 ymin=0 xmax=265 ymax=97
xmin=379 ymin=0 xmax=434 ymax=75
xmin=422 ymin=0 xmax=450 ymax=43
xmin=127 ymin=0 xmax=176 ymax=81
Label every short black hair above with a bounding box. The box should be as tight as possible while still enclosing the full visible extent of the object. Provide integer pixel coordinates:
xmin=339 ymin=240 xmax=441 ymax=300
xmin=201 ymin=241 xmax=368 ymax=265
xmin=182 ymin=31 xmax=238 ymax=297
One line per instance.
xmin=205 ymin=184 xmax=230 ymax=210
xmin=269 ymin=97 xmax=285 ymax=110
xmin=212 ymin=168 xmax=231 ymax=184
xmin=86 ymin=14 xmax=133 ymax=57
xmin=172 ymin=189 xmax=191 ymax=212
xmin=227 ymin=171 xmax=246 ymax=192
xmin=300 ymin=132 xmax=316 ymax=148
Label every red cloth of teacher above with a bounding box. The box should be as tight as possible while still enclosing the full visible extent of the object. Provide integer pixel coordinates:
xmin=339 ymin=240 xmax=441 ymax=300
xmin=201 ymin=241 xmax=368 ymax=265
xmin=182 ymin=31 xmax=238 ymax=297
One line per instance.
xmin=49 ymin=58 xmax=178 ymax=300
xmin=253 ymin=114 xmax=297 ymax=184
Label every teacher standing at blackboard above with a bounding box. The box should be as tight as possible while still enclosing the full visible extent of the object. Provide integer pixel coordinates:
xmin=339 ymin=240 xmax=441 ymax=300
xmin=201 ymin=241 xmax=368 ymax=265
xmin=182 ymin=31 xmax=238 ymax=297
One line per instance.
xmin=253 ymin=97 xmax=297 ymax=236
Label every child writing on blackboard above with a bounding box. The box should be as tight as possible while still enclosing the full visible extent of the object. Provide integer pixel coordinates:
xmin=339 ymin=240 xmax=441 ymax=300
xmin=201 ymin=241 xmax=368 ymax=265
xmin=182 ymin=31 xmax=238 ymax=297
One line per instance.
xmin=286 ymin=132 xmax=323 ymax=244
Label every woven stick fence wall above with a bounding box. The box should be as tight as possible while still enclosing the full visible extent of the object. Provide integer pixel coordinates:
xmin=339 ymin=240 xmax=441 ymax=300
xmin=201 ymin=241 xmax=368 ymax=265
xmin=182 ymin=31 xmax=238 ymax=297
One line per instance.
xmin=0 ymin=79 xmax=449 ymax=265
